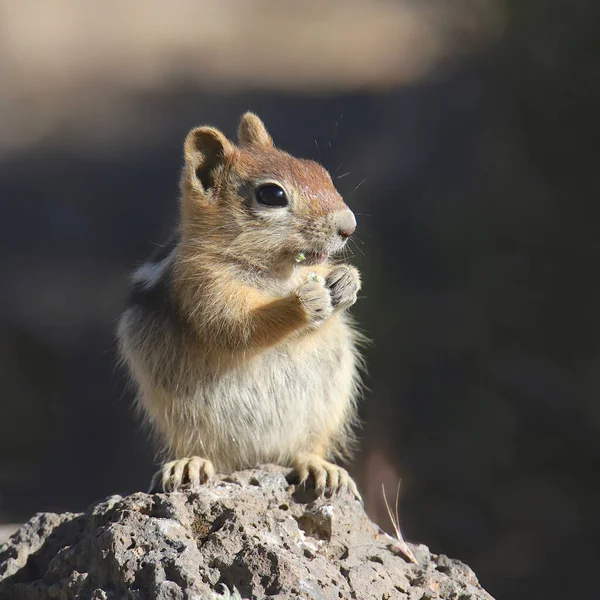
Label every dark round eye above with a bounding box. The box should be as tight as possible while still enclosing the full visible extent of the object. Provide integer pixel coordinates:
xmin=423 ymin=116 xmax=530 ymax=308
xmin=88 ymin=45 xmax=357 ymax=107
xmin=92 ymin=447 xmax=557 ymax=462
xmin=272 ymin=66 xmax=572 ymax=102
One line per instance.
xmin=256 ymin=184 xmax=288 ymax=207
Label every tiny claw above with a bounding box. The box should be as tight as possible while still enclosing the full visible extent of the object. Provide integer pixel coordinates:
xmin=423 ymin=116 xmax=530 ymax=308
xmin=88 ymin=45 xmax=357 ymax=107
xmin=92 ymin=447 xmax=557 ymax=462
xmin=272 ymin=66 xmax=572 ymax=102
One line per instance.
xmin=327 ymin=467 xmax=340 ymax=492
xmin=148 ymin=471 xmax=161 ymax=494
xmin=161 ymin=461 xmax=174 ymax=492
xmin=349 ymin=479 xmax=363 ymax=504
xmin=313 ymin=466 xmax=327 ymax=492
xmin=172 ymin=460 xmax=186 ymax=490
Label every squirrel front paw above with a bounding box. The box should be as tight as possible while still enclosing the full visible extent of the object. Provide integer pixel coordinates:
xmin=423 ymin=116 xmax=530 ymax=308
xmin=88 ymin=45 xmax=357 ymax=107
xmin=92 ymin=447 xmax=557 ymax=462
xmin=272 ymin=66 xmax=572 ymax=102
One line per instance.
xmin=326 ymin=265 xmax=361 ymax=310
xmin=295 ymin=274 xmax=333 ymax=326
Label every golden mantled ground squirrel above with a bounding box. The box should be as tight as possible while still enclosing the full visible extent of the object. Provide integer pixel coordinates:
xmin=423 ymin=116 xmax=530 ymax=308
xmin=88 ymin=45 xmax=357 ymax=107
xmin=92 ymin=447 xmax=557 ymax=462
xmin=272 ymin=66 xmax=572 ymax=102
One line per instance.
xmin=118 ymin=113 xmax=364 ymax=499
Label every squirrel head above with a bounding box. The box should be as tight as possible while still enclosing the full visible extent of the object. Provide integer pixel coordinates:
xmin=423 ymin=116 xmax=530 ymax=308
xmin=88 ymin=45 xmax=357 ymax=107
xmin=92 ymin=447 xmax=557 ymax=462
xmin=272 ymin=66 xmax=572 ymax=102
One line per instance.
xmin=179 ymin=112 xmax=356 ymax=271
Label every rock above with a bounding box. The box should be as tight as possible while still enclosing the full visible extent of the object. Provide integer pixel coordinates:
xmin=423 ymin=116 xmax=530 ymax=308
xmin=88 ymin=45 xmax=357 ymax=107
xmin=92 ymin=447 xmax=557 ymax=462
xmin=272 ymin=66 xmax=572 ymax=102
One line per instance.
xmin=0 ymin=467 xmax=494 ymax=600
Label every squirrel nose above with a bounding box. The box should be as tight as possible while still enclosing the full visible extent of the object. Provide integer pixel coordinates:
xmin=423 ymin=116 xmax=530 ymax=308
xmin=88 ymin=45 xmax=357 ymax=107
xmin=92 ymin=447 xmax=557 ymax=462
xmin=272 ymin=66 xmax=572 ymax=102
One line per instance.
xmin=334 ymin=209 xmax=356 ymax=239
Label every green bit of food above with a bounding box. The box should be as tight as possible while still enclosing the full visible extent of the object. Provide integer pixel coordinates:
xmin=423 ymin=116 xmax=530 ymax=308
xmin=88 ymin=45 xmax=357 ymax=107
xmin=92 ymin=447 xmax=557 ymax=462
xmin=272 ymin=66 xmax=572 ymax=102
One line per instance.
xmin=295 ymin=252 xmax=306 ymax=263
xmin=308 ymin=272 xmax=320 ymax=282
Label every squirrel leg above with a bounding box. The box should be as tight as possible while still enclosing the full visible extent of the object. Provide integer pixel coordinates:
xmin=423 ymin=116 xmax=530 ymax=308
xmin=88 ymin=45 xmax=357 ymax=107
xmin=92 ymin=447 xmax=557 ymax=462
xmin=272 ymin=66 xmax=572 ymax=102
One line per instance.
xmin=148 ymin=456 xmax=215 ymax=493
xmin=292 ymin=452 xmax=361 ymax=502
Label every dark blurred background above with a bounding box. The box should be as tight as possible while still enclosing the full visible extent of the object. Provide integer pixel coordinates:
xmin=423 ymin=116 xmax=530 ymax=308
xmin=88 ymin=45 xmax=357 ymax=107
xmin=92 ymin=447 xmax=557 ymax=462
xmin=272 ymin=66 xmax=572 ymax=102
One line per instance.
xmin=1 ymin=1 xmax=599 ymax=598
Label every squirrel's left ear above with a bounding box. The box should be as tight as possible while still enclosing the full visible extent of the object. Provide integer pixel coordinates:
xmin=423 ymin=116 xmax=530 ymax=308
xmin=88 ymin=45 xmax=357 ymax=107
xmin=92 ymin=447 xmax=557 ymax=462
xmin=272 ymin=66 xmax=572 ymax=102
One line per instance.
xmin=237 ymin=112 xmax=274 ymax=148
xmin=183 ymin=126 xmax=233 ymax=194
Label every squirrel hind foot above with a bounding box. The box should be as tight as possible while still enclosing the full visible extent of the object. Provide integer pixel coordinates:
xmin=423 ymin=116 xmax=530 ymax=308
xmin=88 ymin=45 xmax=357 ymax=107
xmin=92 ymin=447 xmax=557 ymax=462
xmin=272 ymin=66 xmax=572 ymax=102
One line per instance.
xmin=292 ymin=453 xmax=362 ymax=503
xmin=148 ymin=456 xmax=215 ymax=493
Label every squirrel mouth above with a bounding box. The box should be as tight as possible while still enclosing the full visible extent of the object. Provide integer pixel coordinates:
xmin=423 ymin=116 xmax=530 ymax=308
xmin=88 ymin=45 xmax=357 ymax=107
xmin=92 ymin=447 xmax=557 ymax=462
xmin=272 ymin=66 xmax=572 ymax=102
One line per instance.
xmin=296 ymin=251 xmax=328 ymax=265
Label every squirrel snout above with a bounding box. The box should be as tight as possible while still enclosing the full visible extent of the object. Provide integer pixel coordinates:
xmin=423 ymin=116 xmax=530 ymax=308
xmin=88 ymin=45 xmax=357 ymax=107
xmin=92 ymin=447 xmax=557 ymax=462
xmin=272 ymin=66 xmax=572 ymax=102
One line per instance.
xmin=334 ymin=209 xmax=357 ymax=239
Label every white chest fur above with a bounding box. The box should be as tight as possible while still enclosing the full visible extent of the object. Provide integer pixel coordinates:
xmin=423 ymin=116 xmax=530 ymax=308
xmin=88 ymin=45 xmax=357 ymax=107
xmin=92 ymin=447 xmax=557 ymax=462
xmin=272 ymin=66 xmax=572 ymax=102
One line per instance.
xmin=160 ymin=316 xmax=359 ymax=471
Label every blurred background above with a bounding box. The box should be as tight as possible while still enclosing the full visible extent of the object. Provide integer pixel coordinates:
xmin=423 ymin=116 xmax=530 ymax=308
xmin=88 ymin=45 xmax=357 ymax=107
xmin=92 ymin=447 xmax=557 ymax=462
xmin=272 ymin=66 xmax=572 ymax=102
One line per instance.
xmin=1 ymin=0 xmax=599 ymax=598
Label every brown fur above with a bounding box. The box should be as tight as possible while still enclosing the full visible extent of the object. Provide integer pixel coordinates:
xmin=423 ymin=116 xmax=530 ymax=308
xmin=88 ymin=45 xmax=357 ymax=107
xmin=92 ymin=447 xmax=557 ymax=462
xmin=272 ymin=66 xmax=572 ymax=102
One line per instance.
xmin=118 ymin=112 xmax=364 ymax=499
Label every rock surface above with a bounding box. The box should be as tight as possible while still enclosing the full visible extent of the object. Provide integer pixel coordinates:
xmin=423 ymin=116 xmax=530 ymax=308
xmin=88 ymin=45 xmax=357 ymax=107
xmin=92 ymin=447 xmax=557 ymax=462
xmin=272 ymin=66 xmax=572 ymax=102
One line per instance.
xmin=0 ymin=467 xmax=494 ymax=600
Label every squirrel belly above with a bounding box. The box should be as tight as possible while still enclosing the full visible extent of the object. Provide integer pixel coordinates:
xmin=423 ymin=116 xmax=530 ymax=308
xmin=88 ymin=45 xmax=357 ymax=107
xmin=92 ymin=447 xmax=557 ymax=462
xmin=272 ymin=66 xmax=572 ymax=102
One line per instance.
xmin=117 ymin=112 xmax=364 ymax=498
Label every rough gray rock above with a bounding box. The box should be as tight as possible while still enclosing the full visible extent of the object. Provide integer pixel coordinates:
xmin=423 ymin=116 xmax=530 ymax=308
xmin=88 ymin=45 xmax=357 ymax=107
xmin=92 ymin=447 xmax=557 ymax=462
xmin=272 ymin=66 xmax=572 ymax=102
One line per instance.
xmin=0 ymin=467 xmax=494 ymax=600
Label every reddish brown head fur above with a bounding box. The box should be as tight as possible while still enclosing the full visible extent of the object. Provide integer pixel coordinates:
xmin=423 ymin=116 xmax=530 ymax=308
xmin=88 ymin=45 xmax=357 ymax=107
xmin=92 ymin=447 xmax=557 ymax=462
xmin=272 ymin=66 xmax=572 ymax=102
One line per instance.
xmin=230 ymin=145 xmax=345 ymax=217
xmin=182 ymin=112 xmax=346 ymax=218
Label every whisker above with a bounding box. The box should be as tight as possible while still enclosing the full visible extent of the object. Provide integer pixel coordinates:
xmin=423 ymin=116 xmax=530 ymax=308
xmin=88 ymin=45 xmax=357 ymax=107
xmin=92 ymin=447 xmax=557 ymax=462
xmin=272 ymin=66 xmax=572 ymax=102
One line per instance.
xmin=336 ymin=172 xmax=351 ymax=180
xmin=351 ymin=179 xmax=366 ymax=194
xmin=343 ymin=246 xmax=356 ymax=260
xmin=348 ymin=238 xmax=365 ymax=256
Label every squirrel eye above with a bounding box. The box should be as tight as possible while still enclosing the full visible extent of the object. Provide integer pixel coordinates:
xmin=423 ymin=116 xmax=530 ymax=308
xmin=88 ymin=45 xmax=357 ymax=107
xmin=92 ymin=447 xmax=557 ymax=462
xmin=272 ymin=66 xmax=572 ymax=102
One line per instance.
xmin=256 ymin=184 xmax=288 ymax=207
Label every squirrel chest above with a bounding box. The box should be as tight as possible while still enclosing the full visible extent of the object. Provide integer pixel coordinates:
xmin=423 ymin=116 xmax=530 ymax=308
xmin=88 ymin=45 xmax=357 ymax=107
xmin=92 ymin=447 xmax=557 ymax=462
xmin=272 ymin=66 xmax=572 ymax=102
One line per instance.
xmin=122 ymin=267 xmax=360 ymax=473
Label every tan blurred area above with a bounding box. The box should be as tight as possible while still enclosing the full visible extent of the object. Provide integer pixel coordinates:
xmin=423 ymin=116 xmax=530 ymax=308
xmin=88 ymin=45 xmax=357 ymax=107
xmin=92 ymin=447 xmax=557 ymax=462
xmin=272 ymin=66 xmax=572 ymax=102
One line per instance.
xmin=0 ymin=0 xmax=501 ymax=153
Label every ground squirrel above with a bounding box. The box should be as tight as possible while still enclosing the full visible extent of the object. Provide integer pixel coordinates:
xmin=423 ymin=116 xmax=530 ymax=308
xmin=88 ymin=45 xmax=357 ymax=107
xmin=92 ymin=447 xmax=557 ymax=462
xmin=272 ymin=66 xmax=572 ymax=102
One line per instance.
xmin=117 ymin=113 xmax=364 ymax=499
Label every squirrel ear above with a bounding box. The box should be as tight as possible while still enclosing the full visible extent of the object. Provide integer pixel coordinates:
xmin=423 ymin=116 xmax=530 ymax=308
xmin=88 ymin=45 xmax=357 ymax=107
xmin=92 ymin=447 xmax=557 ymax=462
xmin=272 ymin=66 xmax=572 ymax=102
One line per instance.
xmin=237 ymin=112 xmax=274 ymax=148
xmin=183 ymin=126 xmax=233 ymax=192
